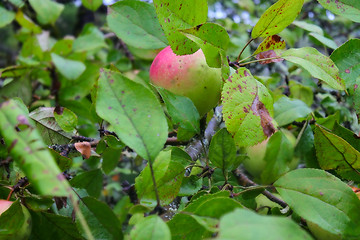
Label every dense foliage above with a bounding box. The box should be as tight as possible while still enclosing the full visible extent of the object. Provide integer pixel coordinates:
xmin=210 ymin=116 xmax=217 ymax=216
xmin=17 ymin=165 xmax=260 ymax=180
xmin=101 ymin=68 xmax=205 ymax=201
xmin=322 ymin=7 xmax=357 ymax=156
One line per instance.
xmin=1 ymin=0 xmax=360 ymax=239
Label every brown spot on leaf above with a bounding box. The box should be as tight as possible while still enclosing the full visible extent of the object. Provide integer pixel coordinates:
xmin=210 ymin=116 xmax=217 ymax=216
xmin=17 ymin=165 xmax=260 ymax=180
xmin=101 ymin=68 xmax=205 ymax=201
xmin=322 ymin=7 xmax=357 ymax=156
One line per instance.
xmin=251 ymin=95 xmax=276 ymax=137
xmin=57 ymin=173 xmax=66 ymax=181
xmin=271 ymin=35 xmax=281 ymax=42
xmin=8 ymin=139 xmax=18 ymax=152
xmin=256 ymin=50 xmax=284 ymax=64
xmin=17 ymin=115 xmax=29 ymax=125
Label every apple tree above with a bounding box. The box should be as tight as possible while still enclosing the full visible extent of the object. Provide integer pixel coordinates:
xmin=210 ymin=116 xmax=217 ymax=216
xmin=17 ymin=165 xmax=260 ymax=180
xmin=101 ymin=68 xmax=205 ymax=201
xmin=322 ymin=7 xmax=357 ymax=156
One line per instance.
xmin=0 ymin=0 xmax=360 ymax=239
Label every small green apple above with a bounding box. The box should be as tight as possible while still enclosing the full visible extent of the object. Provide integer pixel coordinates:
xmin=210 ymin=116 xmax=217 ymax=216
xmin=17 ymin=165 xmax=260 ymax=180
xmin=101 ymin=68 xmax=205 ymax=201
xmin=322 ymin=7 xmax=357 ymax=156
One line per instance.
xmin=149 ymin=46 xmax=222 ymax=116
xmin=242 ymin=129 xmax=299 ymax=180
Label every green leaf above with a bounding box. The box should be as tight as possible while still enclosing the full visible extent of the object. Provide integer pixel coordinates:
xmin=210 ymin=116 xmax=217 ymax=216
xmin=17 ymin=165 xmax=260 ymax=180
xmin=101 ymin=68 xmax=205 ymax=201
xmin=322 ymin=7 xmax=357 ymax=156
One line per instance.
xmin=102 ymin=147 xmax=122 ymax=174
xmin=81 ymin=0 xmax=102 ymax=11
xmin=51 ymin=39 xmax=74 ymax=56
xmin=53 ymin=107 xmax=78 ymax=132
xmin=309 ymin=32 xmax=338 ymax=50
xmin=251 ymin=0 xmax=304 ymax=38
xmin=29 ymin=107 xmax=72 ymax=145
xmin=59 ymin=62 xmax=100 ymax=102
xmin=289 ymin=80 xmax=314 ymax=106
xmin=292 ymin=20 xmax=324 ymax=35
xmin=332 ymin=122 xmax=360 ymax=152
xmin=51 ymin=53 xmax=86 ymax=80
xmin=50 ymin=148 xmax=73 ymax=171
xmin=314 ymin=124 xmax=360 ymax=171
xmin=9 ymin=0 xmax=24 ymax=8
xmin=96 ymin=69 xmax=168 ymax=161
xmin=294 ymin=124 xmax=318 ymax=168
xmin=70 ymin=169 xmax=103 ymax=198
xmin=107 ymin=0 xmax=168 ymax=50
xmin=274 ymin=97 xmax=312 ymax=126
xmin=157 ymin=88 xmax=200 ymax=134
xmin=30 ymin=211 xmax=83 ymax=240
xmin=330 ymin=39 xmax=360 ymax=93
xmin=28 ymin=0 xmax=64 ymax=25
xmin=218 ymin=208 xmax=313 ymax=240
xmin=77 ymin=196 xmax=123 ymax=240
xmin=153 ymin=0 xmax=208 ymax=55
xmin=282 ymin=47 xmax=345 ymax=90
xmin=0 ymin=6 xmax=15 ymax=28
xmin=222 ymin=68 xmax=277 ymax=147
xmin=167 ymin=214 xmax=212 ymax=239
xmin=355 ymin=78 xmax=360 ymax=114
xmin=73 ymin=24 xmax=107 ymax=53
xmin=208 ymin=128 xmax=240 ymax=171
xmin=135 ymin=147 xmax=190 ymax=207
xmin=274 ymin=168 xmax=360 ymax=238
xmin=0 ymin=100 xmax=70 ymax=196
xmin=261 ymin=130 xmax=295 ymax=184
xmin=317 ymin=0 xmax=360 ymax=23
xmin=15 ymin=10 xmax=42 ymax=33
xmin=0 ymin=77 xmax=32 ymax=105
xmin=179 ymin=176 xmax=202 ymax=196
xmin=0 ymin=201 xmax=31 ymax=240
xmin=179 ymin=23 xmax=230 ymax=68
xmin=130 ymin=215 xmax=171 ymax=240
xmin=168 ymin=191 xmax=242 ymax=239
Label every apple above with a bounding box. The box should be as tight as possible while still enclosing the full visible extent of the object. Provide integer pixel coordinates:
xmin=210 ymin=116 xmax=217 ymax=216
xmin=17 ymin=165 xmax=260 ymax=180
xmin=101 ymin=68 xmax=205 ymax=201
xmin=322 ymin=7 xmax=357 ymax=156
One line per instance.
xmin=242 ymin=129 xmax=299 ymax=181
xmin=149 ymin=46 xmax=222 ymax=116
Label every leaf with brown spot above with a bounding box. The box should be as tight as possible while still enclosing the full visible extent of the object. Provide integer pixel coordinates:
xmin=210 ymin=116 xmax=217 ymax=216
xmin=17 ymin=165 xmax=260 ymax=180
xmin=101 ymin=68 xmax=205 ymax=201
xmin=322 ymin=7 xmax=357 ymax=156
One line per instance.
xmin=282 ymin=47 xmax=345 ymax=90
xmin=0 ymin=100 xmax=70 ymax=196
xmin=179 ymin=22 xmax=230 ymax=68
xmin=153 ymin=0 xmax=208 ymax=55
xmin=75 ymin=142 xmax=92 ymax=159
xmin=252 ymin=0 xmax=304 ymax=39
xmin=254 ymin=35 xmax=286 ymax=55
xmin=221 ymin=68 xmax=277 ymax=147
xmin=317 ymin=0 xmax=360 ymax=23
xmin=314 ymin=124 xmax=360 ymax=171
xmin=255 ymin=50 xmax=284 ymax=64
xmin=135 ymin=147 xmax=190 ymax=207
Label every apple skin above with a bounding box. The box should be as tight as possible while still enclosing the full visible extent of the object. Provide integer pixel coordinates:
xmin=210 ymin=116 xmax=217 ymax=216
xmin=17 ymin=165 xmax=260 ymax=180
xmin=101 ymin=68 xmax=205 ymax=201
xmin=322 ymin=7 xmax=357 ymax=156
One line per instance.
xmin=149 ymin=46 xmax=222 ymax=116
xmin=242 ymin=129 xmax=299 ymax=180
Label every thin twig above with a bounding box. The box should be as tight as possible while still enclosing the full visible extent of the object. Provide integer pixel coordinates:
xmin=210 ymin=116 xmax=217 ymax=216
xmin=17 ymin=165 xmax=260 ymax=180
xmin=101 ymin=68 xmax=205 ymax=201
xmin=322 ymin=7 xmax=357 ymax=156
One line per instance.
xmin=186 ymin=106 xmax=223 ymax=161
xmin=236 ymin=38 xmax=254 ymax=62
xmin=238 ymin=57 xmax=283 ymax=67
xmin=232 ymin=169 xmax=288 ymax=208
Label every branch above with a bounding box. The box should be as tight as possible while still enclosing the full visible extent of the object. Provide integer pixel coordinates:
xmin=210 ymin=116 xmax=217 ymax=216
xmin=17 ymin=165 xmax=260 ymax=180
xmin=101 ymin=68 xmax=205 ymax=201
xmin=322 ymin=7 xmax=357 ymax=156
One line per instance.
xmin=186 ymin=106 xmax=223 ymax=161
xmin=232 ymin=169 xmax=288 ymax=208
